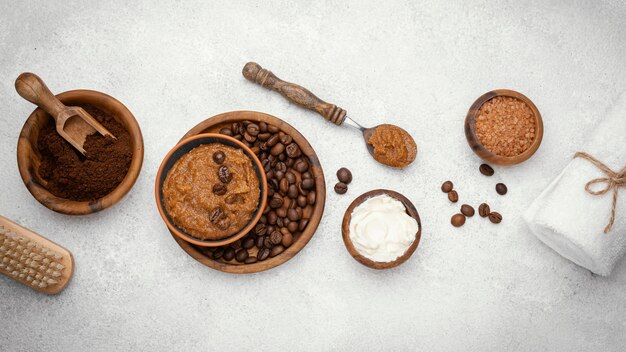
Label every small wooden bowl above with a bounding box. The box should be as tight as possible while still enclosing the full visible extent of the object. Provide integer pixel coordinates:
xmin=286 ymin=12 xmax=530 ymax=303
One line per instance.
xmin=170 ymin=111 xmax=326 ymax=274
xmin=465 ymin=89 xmax=543 ymax=166
xmin=341 ymin=189 xmax=421 ymax=270
xmin=17 ymin=90 xmax=144 ymax=215
xmin=155 ymin=133 xmax=268 ymax=247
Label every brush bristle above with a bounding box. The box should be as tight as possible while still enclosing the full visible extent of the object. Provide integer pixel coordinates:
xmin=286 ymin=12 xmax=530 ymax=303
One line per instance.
xmin=0 ymin=225 xmax=65 ymax=290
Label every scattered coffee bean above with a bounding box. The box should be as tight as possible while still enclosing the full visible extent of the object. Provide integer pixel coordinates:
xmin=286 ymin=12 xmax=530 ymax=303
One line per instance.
xmin=479 ymin=164 xmax=494 ymax=176
xmin=334 ymin=182 xmax=348 ymax=194
xmin=461 ymin=204 xmax=475 ymax=217
xmin=496 ymin=183 xmax=508 ymax=195
xmin=478 ymin=203 xmax=490 ymax=217
xmin=235 ymin=249 xmax=249 ymax=262
xmin=441 ymin=181 xmax=453 ymax=193
xmin=336 ymin=167 xmax=352 ymax=184
xmin=270 ymin=245 xmax=285 ymax=257
xmin=212 ymin=151 xmax=225 ymax=164
xmin=451 ymin=213 xmax=466 ymax=227
xmin=258 ymin=248 xmax=270 ymax=261
xmin=448 ymin=190 xmax=459 ymax=203
xmin=489 ymin=212 xmax=502 ymax=224
xmin=212 ymin=184 xmax=227 ymax=195
xmin=223 ymin=247 xmax=235 ymax=261
xmin=218 ymin=166 xmax=232 ymax=183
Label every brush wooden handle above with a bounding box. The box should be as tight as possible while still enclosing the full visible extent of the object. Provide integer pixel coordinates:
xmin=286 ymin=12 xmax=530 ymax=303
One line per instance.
xmin=15 ymin=72 xmax=66 ymax=121
xmin=242 ymin=62 xmax=347 ymax=125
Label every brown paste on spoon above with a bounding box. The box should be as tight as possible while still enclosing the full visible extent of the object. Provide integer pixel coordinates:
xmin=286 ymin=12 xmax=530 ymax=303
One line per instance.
xmin=367 ymin=124 xmax=417 ymax=168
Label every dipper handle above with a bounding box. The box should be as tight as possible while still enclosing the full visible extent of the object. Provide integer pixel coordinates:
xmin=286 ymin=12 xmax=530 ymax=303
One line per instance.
xmin=15 ymin=73 xmax=66 ymax=121
xmin=242 ymin=62 xmax=347 ymax=125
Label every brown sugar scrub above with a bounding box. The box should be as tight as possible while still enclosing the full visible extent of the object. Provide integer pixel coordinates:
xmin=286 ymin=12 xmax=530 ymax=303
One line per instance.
xmin=475 ymin=96 xmax=537 ymax=157
xmin=366 ymin=124 xmax=417 ymax=168
xmin=37 ymin=104 xmax=132 ymax=201
xmin=162 ymin=144 xmax=260 ymax=241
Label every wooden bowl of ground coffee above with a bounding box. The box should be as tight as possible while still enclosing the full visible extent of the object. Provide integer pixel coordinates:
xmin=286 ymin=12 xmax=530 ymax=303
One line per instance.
xmin=17 ymin=90 xmax=144 ymax=215
xmin=465 ymin=89 xmax=543 ymax=166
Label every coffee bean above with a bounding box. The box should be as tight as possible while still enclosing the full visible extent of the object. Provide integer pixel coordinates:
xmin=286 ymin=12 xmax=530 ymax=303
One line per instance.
xmin=268 ymin=124 xmax=280 ymax=133
xmin=264 ymin=236 xmax=273 ymax=248
xmin=441 ymin=181 xmax=453 ymax=193
xmin=478 ymin=203 xmax=490 ymax=217
xmin=256 ymin=235 xmax=265 ymax=248
xmin=295 ymin=195 xmax=305 ymax=208
xmin=276 ymin=208 xmax=287 ymax=218
xmin=243 ymin=132 xmax=256 ymax=143
xmin=461 ymin=204 xmax=475 ymax=217
xmin=269 ymin=195 xmax=284 ymax=209
xmin=297 ymin=182 xmax=308 ymax=196
xmin=250 ymin=146 xmax=260 ymax=155
xmin=274 ymin=170 xmax=285 ymax=180
xmin=298 ymin=218 xmax=309 ymax=231
xmin=287 ymin=184 xmax=299 ymax=198
xmin=334 ymin=182 xmax=348 ymax=194
xmin=209 ymin=207 xmax=224 ymax=223
xmin=259 ymin=122 xmax=267 ymax=132
xmin=267 ymin=211 xmax=277 ymax=225
xmin=270 ymin=245 xmax=285 ymax=257
xmin=218 ymin=166 xmax=232 ymax=183
xmin=496 ymin=183 xmax=508 ymax=195
xmin=287 ymin=221 xmax=299 ymax=233
xmin=212 ymin=247 xmax=224 ymax=260
xmin=479 ymin=164 xmax=494 ymax=176
xmin=448 ymin=190 xmax=459 ymax=203
xmin=223 ymin=247 xmax=235 ymax=261
xmin=285 ymin=172 xmax=296 ymax=184
xmin=270 ymin=143 xmax=285 ymax=156
xmin=282 ymin=232 xmax=293 ymax=247
xmin=258 ymin=248 xmax=270 ymax=261
xmin=302 ymin=171 xmax=312 ymax=179
xmin=212 ymin=151 xmax=225 ymax=164
xmin=307 ymin=191 xmax=316 ymax=205
xmin=270 ymin=231 xmax=282 ymax=245
xmin=212 ymin=184 xmax=227 ymax=195
xmin=246 ymin=123 xmax=260 ymax=136
xmin=275 ymin=161 xmax=287 ymax=173
xmin=235 ymin=249 xmax=249 ymax=262
xmin=267 ymin=134 xmax=280 ymax=147
xmin=279 ymin=133 xmax=293 ymax=145
xmin=489 ymin=212 xmax=502 ymax=224
xmin=219 ymin=128 xmax=233 ymax=136
xmin=451 ymin=213 xmax=466 ymax=227
xmin=244 ymin=256 xmax=258 ymax=264
xmin=279 ymin=178 xmax=289 ymax=194
xmin=286 ymin=143 xmax=301 ymax=158
xmin=231 ymin=240 xmax=242 ymax=250
xmin=336 ymin=167 xmax=352 ymax=184
xmin=231 ymin=122 xmax=242 ymax=135
xmin=242 ymin=237 xmax=255 ymax=249
xmin=295 ymin=160 xmax=309 ymax=173
xmin=301 ymin=178 xmax=315 ymax=190
xmin=287 ymin=208 xmax=300 ymax=221
xmin=225 ymin=194 xmax=243 ymax=204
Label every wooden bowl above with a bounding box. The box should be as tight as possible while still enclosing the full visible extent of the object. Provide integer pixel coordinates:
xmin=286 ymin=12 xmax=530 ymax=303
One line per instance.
xmin=169 ymin=111 xmax=326 ymax=274
xmin=17 ymin=90 xmax=144 ymax=215
xmin=342 ymin=189 xmax=421 ymax=270
xmin=155 ymin=133 xmax=268 ymax=247
xmin=465 ymin=89 xmax=543 ymax=166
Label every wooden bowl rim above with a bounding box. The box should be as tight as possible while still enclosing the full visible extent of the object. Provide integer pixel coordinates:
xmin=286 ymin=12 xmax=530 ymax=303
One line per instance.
xmin=341 ymin=189 xmax=422 ymax=270
xmin=17 ymin=89 xmax=144 ymax=215
xmin=168 ymin=110 xmax=326 ymax=274
xmin=155 ymin=133 xmax=268 ymax=247
xmin=464 ymin=89 xmax=544 ymax=166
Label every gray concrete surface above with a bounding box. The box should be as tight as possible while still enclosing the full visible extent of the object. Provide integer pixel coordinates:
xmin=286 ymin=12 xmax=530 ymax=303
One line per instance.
xmin=1 ymin=1 xmax=625 ymax=351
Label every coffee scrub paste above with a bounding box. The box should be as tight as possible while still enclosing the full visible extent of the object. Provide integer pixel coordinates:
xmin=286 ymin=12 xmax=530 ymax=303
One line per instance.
xmin=349 ymin=194 xmax=418 ymax=262
xmin=367 ymin=124 xmax=417 ymax=168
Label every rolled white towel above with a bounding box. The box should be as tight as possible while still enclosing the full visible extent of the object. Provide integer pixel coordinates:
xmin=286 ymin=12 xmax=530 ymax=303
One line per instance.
xmin=523 ymin=92 xmax=626 ymax=276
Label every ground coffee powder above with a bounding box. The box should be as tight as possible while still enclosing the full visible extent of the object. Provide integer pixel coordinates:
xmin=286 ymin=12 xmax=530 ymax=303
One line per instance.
xmin=37 ymin=103 xmax=133 ymax=201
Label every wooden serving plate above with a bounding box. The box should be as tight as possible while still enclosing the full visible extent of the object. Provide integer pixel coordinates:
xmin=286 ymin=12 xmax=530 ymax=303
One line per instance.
xmin=341 ymin=189 xmax=421 ymax=270
xmin=169 ymin=111 xmax=326 ymax=274
xmin=464 ymin=89 xmax=543 ymax=166
xmin=17 ymin=90 xmax=144 ymax=215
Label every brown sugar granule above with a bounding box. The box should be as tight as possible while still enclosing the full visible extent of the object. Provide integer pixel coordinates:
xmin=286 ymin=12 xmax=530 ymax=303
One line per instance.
xmin=37 ymin=103 xmax=133 ymax=201
xmin=475 ymin=96 xmax=536 ymax=157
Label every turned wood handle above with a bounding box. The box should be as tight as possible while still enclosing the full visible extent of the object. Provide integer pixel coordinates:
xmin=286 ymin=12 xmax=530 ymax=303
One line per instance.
xmin=15 ymin=72 xmax=66 ymax=122
xmin=242 ymin=62 xmax=347 ymax=125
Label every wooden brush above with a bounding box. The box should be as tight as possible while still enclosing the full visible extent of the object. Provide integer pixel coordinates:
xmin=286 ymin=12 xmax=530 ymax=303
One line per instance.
xmin=0 ymin=216 xmax=74 ymax=294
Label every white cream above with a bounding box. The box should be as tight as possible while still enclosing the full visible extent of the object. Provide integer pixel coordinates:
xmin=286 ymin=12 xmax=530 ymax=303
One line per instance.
xmin=349 ymin=194 xmax=418 ymax=262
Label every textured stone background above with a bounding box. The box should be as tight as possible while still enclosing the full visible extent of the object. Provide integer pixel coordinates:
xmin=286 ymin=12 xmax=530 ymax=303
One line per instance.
xmin=1 ymin=1 xmax=625 ymax=351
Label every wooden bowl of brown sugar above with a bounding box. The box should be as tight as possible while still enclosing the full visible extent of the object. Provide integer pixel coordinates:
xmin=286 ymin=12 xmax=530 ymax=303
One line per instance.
xmin=17 ymin=90 xmax=144 ymax=215
xmin=465 ymin=89 xmax=543 ymax=166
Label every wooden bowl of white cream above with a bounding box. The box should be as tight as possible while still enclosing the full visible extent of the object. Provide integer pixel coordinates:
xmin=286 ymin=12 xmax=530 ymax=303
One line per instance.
xmin=341 ymin=189 xmax=421 ymax=269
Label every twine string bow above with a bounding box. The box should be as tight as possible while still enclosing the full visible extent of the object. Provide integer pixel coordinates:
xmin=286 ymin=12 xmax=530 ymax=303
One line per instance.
xmin=574 ymin=152 xmax=626 ymax=233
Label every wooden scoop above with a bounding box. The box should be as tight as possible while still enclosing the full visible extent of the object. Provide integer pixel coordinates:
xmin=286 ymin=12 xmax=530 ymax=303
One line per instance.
xmin=15 ymin=72 xmax=115 ymax=155
xmin=242 ymin=62 xmax=416 ymax=168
